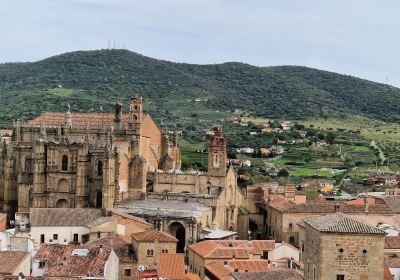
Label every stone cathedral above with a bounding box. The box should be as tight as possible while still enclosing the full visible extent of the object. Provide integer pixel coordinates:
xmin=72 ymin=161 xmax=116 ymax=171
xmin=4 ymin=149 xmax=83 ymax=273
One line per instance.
xmin=0 ymin=95 xmax=246 ymax=242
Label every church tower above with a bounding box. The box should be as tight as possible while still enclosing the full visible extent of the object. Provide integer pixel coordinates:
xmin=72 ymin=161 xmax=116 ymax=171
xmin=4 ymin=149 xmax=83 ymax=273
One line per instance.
xmin=128 ymin=96 xmax=143 ymax=136
xmin=208 ymin=127 xmax=227 ymax=177
xmin=127 ymin=96 xmax=147 ymax=199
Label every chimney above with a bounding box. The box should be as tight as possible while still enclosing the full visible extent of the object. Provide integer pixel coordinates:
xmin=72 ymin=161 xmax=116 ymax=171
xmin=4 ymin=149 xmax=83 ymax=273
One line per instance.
xmin=223 ymin=260 xmax=228 ymax=267
xmin=364 ymin=196 xmax=369 ymax=213
xmin=334 ymin=204 xmax=340 ymax=213
xmin=18 ymin=273 xmax=25 ymax=280
xmin=99 ymin=245 xmax=104 ymax=254
xmin=62 ymin=257 xmax=67 ymax=266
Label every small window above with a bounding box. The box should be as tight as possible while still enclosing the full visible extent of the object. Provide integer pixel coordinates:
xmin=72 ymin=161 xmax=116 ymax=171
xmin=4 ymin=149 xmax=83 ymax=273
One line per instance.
xmin=73 ymin=234 xmax=78 ymax=242
xmin=165 ymin=249 xmax=168 ymax=253
xmin=289 ymin=223 xmax=293 ymax=228
xmin=147 ymin=249 xmax=153 ymax=256
xmin=97 ymin=160 xmax=103 ymax=177
xmin=124 ymin=269 xmax=131 ymax=277
xmin=53 ymin=234 xmax=58 ymax=240
xmin=40 ymin=234 xmax=45 ymax=244
xmin=337 ymin=275 xmax=345 ymax=280
xmin=339 ymin=248 xmax=344 ymax=253
xmin=38 ymin=261 xmax=46 ymax=269
xmin=62 ymin=155 xmax=68 ymax=171
xmin=97 ymin=232 xmax=101 ymax=238
xmin=289 ymin=236 xmax=295 ymax=244
xmin=362 ymin=249 xmax=367 ymax=254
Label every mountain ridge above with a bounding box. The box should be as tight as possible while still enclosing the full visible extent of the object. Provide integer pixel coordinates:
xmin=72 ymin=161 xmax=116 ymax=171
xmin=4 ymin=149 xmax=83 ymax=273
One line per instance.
xmin=0 ymin=49 xmax=398 ymax=127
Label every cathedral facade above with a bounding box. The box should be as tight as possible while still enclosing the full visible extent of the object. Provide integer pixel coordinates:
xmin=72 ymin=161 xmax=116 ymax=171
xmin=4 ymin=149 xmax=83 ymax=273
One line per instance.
xmin=0 ymin=95 xmax=245 ymax=242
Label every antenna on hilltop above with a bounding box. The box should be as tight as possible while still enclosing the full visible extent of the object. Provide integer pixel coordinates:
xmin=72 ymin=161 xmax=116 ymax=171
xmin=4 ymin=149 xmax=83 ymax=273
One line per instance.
xmin=107 ymin=39 xmax=111 ymax=49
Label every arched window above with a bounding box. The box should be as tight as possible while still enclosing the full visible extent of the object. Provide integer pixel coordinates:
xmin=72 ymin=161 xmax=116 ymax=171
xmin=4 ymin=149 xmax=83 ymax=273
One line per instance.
xmin=62 ymin=155 xmax=68 ymax=171
xmin=97 ymin=161 xmax=103 ymax=177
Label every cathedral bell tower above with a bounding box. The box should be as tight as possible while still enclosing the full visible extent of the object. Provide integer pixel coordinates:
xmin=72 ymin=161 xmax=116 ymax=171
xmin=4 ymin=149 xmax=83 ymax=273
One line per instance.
xmin=127 ymin=95 xmax=147 ymax=199
xmin=128 ymin=96 xmax=143 ymax=136
xmin=208 ymin=127 xmax=227 ymax=177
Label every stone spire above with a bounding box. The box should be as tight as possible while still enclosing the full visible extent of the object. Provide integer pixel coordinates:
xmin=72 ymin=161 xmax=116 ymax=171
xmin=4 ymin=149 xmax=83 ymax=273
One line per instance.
xmin=64 ymin=102 xmax=72 ymax=129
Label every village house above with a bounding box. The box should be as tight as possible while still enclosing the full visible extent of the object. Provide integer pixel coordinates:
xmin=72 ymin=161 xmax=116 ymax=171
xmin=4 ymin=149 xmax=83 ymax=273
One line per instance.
xmin=16 ymin=208 xmax=106 ymax=251
xmin=236 ymin=147 xmax=255 ymax=154
xmin=32 ymin=244 xmax=119 ymax=279
xmin=88 ymin=234 xmax=136 ymax=280
xmin=188 ymin=239 xmax=300 ymax=278
xmin=228 ymin=159 xmax=251 ymax=167
xmin=0 ymin=251 xmax=30 ymax=277
xmin=264 ymin=195 xmax=400 ymax=247
xmin=303 ymin=213 xmax=386 ymax=280
xmin=131 ymin=230 xmax=178 ymax=267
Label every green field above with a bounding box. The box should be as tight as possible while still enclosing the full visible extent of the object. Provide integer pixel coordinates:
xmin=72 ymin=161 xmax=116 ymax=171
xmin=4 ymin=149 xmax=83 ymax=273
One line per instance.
xmin=290 ymin=167 xmax=336 ymax=179
xmin=299 ymin=116 xmax=400 ymax=142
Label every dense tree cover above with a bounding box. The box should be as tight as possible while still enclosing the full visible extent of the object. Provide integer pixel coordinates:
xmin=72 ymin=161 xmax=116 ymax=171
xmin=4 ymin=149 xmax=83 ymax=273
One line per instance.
xmin=0 ymin=49 xmax=399 ymax=127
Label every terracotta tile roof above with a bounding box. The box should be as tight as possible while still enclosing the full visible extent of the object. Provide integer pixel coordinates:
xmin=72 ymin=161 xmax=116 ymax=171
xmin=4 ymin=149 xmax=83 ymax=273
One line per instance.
xmin=303 ymin=213 xmax=387 ymax=235
xmin=30 ymin=208 xmax=104 ymax=227
xmin=86 ymin=216 xmax=116 ymax=228
xmin=33 ymin=244 xmax=111 ymax=278
xmin=87 ymin=234 xmax=135 ymax=264
xmin=0 ymin=251 xmax=29 ymax=275
xmin=188 ymin=240 xmax=275 ymax=259
xmin=27 ymin=112 xmax=151 ymax=130
xmin=384 ymin=265 xmax=394 ymax=280
xmin=205 ymin=260 xmax=269 ymax=280
xmin=270 ymin=200 xmax=393 ymax=214
xmin=232 ymin=270 xmax=303 ymax=280
xmin=383 ymin=196 xmax=400 ymax=213
xmin=156 ymin=253 xmax=186 ymax=280
xmin=185 ymin=273 xmax=201 ymax=280
xmin=131 ymin=230 xmax=178 ymax=243
xmin=111 ymin=209 xmax=152 ymax=226
xmin=385 ymin=236 xmax=400 ymax=249
xmin=386 ymin=255 xmax=400 ymax=268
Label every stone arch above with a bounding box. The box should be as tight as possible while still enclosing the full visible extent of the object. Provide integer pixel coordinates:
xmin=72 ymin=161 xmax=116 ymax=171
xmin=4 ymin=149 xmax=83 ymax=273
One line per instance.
xmin=56 ymin=199 xmax=69 ymax=208
xmin=146 ymin=181 xmax=154 ymax=192
xmin=249 ymin=219 xmax=259 ymax=240
xmin=169 ymin=222 xmax=186 ymax=253
xmin=57 ymin=179 xmax=69 ymax=192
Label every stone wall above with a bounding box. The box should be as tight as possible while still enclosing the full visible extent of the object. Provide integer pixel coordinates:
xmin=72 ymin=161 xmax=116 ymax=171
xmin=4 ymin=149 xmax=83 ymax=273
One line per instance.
xmin=304 ymin=226 xmax=385 ymax=280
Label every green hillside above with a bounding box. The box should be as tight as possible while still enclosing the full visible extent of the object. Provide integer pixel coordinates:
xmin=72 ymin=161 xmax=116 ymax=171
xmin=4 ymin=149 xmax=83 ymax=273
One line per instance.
xmin=0 ymin=49 xmax=398 ymax=127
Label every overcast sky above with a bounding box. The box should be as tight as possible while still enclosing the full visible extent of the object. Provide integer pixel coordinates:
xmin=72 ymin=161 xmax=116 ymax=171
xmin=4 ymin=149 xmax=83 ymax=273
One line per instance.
xmin=0 ymin=0 xmax=398 ymax=86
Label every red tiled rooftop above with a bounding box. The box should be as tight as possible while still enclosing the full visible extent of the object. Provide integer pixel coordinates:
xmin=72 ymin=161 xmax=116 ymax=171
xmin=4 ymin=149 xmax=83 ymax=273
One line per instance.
xmin=385 ymin=236 xmax=400 ymax=249
xmin=188 ymin=240 xmax=275 ymax=259
xmin=0 ymin=251 xmax=29 ymax=275
xmin=34 ymin=244 xmax=111 ymax=278
xmin=205 ymin=260 xmax=270 ymax=280
xmin=131 ymin=230 xmax=178 ymax=243
xmin=27 ymin=112 xmax=152 ymax=130
xmin=156 ymin=253 xmax=186 ymax=280
xmin=87 ymin=234 xmax=135 ymax=264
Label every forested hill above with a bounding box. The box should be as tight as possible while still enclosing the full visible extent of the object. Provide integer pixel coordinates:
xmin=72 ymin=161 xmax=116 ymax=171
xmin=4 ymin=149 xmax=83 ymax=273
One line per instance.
xmin=0 ymin=49 xmax=398 ymax=127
